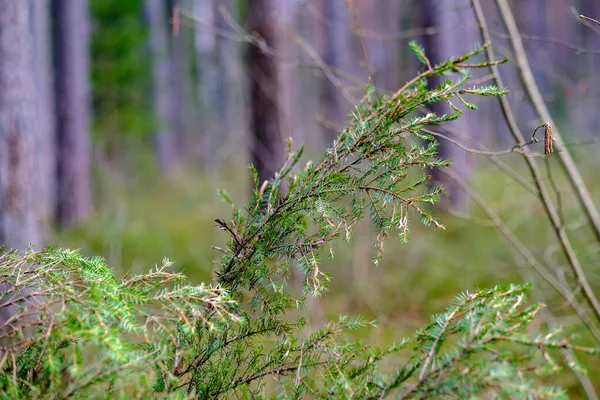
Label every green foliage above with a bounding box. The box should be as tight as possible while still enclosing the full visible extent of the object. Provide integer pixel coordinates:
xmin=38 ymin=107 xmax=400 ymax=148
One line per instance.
xmin=273 ymin=283 xmax=597 ymax=399
xmin=408 ymin=41 xmax=428 ymax=67
xmin=90 ymin=0 xmax=152 ymax=154
xmin=0 ymin=248 xmax=233 ymax=398
xmin=2 ymin=43 xmax=597 ymax=398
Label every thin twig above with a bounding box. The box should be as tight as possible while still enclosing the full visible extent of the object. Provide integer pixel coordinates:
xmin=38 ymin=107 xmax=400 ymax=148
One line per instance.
xmin=472 ymin=0 xmax=600 ymax=327
xmin=488 ymin=29 xmax=600 ymax=56
xmin=422 ymin=128 xmax=541 ymax=156
xmin=495 ymin=0 xmax=600 ymax=243
xmin=580 ymin=14 xmax=600 ymax=27
xmin=424 ymin=119 xmax=538 ymax=195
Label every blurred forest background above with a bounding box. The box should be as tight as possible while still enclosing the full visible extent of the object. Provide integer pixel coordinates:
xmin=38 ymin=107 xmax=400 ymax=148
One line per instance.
xmin=2 ymin=0 xmax=600 ymax=395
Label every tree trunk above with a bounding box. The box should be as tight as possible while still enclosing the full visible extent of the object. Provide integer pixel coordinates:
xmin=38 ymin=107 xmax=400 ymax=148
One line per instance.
xmin=579 ymin=0 xmax=600 ymax=138
xmin=516 ymin=0 xmax=550 ymax=94
xmin=0 ymin=1 xmax=42 ymax=249
xmin=248 ymin=0 xmax=285 ymax=184
xmin=274 ymin=0 xmax=299 ymax=145
xmin=30 ymin=0 xmax=55 ymax=223
xmin=194 ymin=0 xmax=226 ymax=166
xmin=52 ymin=0 xmax=92 ymax=226
xmin=325 ymin=0 xmax=354 ymax=143
xmin=419 ymin=0 xmax=474 ymax=210
xmin=169 ymin=0 xmax=190 ymax=155
xmin=146 ymin=0 xmax=178 ymax=173
xmin=215 ymin=0 xmax=247 ymax=163
xmin=314 ymin=0 xmax=347 ymax=144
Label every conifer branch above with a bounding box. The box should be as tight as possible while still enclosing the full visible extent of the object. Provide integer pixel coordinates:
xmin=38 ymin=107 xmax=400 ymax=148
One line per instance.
xmin=1 ymin=41 xmax=597 ymax=398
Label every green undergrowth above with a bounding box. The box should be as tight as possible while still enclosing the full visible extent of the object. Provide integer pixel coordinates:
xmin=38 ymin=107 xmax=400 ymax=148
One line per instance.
xmin=35 ymin=42 xmax=600 ymax=397
xmin=51 ymin=154 xmax=600 ymax=396
xmin=54 ymin=153 xmax=600 ymax=317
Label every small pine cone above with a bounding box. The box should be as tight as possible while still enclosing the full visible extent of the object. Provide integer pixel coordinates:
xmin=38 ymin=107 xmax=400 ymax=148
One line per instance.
xmin=544 ymin=123 xmax=553 ymax=154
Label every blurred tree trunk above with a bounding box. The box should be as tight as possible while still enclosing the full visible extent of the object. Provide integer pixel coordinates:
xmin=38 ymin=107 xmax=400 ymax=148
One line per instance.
xmin=510 ymin=0 xmax=547 ymax=136
xmin=215 ymin=0 xmax=247 ymax=162
xmin=579 ymin=0 xmax=600 ymax=137
xmin=352 ymin=0 xmax=383 ymax=85
xmin=274 ymin=0 xmax=299 ymax=145
xmin=320 ymin=0 xmax=349 ymax=143
xmin=293 ymin=0 xmax=327 ymax=152
xmin=146 ymin=0 xmax=178 ymax=173
xmin=419 ymin=0 xmax=473 ymax=210
xmin=30 ymin=0 xmax=55 ymax=224
xmin=516 ymin=0 xmax=549 ymax=95
xmin=168 ymin=0 xmax=190 ymax=155
xmin=248 ymin=0 xmax=285 ymax=183
xmin=194 ymin=0 xmax=224 ymax=166
xmin=374 ymin=0 xmax=401 ymax=91
xmin=305 ymin=0 xmax=355 ymax=147
xmin=52 ymin=0 xmax=93 ymax=225
xmin=0 ymin=0 xmax=42 ymax=249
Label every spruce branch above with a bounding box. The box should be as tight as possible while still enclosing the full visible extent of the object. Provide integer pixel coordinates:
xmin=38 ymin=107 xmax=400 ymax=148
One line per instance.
xmin=1 ymin=40 xmax=598 ymax=399
xmin=0 ymin=248 xmax=233 ymax=398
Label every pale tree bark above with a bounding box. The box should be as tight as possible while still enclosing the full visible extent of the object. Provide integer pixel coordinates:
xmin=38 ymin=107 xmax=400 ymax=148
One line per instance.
xmin=542 ymin=0 xmax=576 ymax=84
xmin=579 ymin=0 xmax=600 ymax=137
xmin=274 ymin=0 xmax=299 ymax=146
xmin=313 ymin=0 xmax=354 ymax=144
xmin=169 ymin=0 xmax=190 ymax=155
xmin=322 ymin=0 xmax=350 ymax=143
xmin=216 ymin=0 xmax=248 ymax=162
xmin=372 ymin=0 xmax=400 ymax=92
xmin=0 ymin=1 xmax=42 ymax=249
xmin=352 ymin=0 xmax=384 ymax=85
xmin=347 ymin=0 xmax=401 ymax=308
xmin=52 ymin=0 xmax=92 ymax=226
xmin=516 ymin=0 xmax=550 ymax=91
xmin=543 ymin=0 xmax=585 ymax=138
xmin=30 ymin=0 xmax=55 ymax=223
xmin=292 ymin=0 xmax=331 ymax=151
xmin=420 ymin=0 xmax=476 ymax=210
xmin=248 ymin=0 xmax=285 ymax=184
xmin=194 ymin=0 xmax=225 ymax=165
xmin=276 ymin=0 xmax=327 ymax=324
xmin=146 ymin=0 xmax=178 ymax=173
xmin=215 ymin=0 xmax=247 ymax=161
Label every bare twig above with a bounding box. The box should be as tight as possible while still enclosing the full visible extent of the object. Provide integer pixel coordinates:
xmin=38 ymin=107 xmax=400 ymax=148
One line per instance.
xmin=580 ymin=14 xmax=600 ymax=27
xmin=424 ymin=120 xmax=538 ymax=195
xmin=471 ymin=0 xmax=600 ymax=327
xmin=422 ymin=128 xmax=541 ymax=156
xmin=488 ymin=29 xmax=600 ymax=56
xmin=495 ymin=0 xmax=600 ymax=244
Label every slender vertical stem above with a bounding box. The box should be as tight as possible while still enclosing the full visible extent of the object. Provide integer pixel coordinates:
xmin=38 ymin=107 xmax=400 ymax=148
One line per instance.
xmin=470 ymin=0 xmax=600 ymax=326
xmin=495 ymin=0 xmax=600 ymax=243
